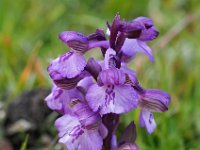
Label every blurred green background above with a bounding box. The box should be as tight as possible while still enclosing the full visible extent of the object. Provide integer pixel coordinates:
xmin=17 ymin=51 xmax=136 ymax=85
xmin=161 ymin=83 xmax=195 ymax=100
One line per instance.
xmin=0 ymin=0 xmax=200 ymax=149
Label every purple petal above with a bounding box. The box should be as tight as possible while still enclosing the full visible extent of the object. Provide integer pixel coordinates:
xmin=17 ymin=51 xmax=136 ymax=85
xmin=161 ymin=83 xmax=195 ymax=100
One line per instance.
xmin=87 ymin=29 xmax=106 ymax=41
xmin=139 ymin=89 xmax=171 ymax=112
xmin=78 ymin=130 xmax=103 ymax=150
xmin=121 ymin=39 xmax=154 ymax=62
xmin=134 ymin=17 xmax=159 ymax=41
xmin=134 ymin=17 xmax=154 ymax=29
xmin=47 ymin=51 xmax=87 ymax=79
xmin=139 ymin=109 xmax=156 ymax=134
xmin=72 ymin=102 xmax=101 ymax=129
xmin=55 ymin=115 xmax=82 ymax=141
xmin=97 ymin=68 xmax=125 ymax=86
xmin=45 ymin=86 xmax=84 ymax=114
xmin=77 ymin=76 xmax=94 ymax=92
xmin=87 ymin=29 xmax=108 ymax=55
xmin=139 ymin=26 xmax=159 ymax=41
xmin=137 ymin=40 xmax=154 ymax=62
xmin=85 ymin=58 xmax=102 ymax=80
xmin=120 ymin=63 xmax=137 ymax=83
xmin=104 ymin=48 xmax=116 ymax=69
xmin=53 ymin=71 xmax=90 ymax=90
xmin=45 ymin=87 xmax=63 ymax=111
xmin=110 ymin=14 xmax=121 ymax=49
xmin=55 ymin=115 xmax=103 ymax=150
xmin=86 ymin=84 xmax=138 ymax=114
xmin=120 ymin=20 xmax=143 ymax=39
xmin=59 ymin=31 xmax=89 ymax=53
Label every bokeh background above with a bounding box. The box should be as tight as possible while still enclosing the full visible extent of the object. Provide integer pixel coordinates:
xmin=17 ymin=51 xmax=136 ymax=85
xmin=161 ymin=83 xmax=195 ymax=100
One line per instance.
xmin=0 ymin=0 xmax=200 ymax=149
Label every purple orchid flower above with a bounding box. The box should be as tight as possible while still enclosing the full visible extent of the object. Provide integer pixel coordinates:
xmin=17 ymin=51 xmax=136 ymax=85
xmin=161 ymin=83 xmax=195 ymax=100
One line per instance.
xmin=45 ymin=14 xmax=170 ymax=150
xmin=138 ymin=89 xmax=171 ymax=134
xmin=55 ymin=101 xmax=107 ymax=150
xmin=86 ymin=48 xmax=138 ymax=115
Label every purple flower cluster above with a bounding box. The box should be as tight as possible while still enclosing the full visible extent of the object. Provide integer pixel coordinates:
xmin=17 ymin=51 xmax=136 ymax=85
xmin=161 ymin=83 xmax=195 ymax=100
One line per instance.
xmin=45 ymin=14 xmax=170 ymax=150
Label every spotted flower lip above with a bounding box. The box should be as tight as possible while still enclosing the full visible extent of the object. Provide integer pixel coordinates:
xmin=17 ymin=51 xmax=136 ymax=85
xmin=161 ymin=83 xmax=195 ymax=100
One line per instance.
xmin=55 ymin=101 xmax=107 ymax=150
xmin=55 ymin=115 xmax=104 ymax=150
xmin=139 ymin=109 xmax=156 ymax=134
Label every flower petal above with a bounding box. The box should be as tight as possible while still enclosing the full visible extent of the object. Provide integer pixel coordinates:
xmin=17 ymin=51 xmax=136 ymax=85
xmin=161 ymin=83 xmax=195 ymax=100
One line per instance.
xmin=97 ymin=68 xmax=125 ymax=86
xmin=77 ymin=76 xmax=94 ymax=94
xmin=139 ymin=26 xmax=159 ymax=41
xmin=59 ymin=31 xmax=89 ymax=53
xmin=120 ymin=63 xmax=137 ymax=83
xmin=86 ymin=84 xmax=138 ymax=114
xmin=55 ymin=115 xmax=103 ymax=150
xmin=134 ymin=17 xmax=154 ymax=29
xmin=48 ymin=51 xmax=87 ymax=79
xmin=121 ymin=39 xmax=154 ymax=62
xmin=134 ymin=17 xmax=159 ymax=41
xmin=72 ymin=102 xmax=101 ymax=129
xmin=85 ymin=58 xmax=102 ymax=80
xmin=53 ymin=71 xmax=90 ymax=90
xmin=139 ymin=89 xmax=171 ymax=112
xmin=110 ymin=14 xmax=121 ymax=49
xmin=120 ymin=20 xmax=143 ymax=39
xmin=45 ymin=86 xmax=84 ymax=114
xmin=139 ymin=109 xmax=156 ymax=134
xmin=78 ymin=130 xmax=103 ymax=150
xmin=104 ymin=48 xmax=116 ymax=69
xmin=55 ymin=115 xmax=82 ymax=140
xmin=137 ymin=40 xmax=154 ymax=62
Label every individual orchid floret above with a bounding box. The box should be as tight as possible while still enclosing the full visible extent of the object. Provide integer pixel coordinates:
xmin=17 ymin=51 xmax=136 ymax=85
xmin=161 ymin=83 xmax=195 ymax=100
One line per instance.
xmin=55 ymin=101 xmax=107 ymax=150
xmin=121 ymin=17 xmax=159 ymax=62
xmin=45 ymin=75 xmax=94 ymax=114
xmin=45 ymin=85 xmax=84 ymax=114
xmin=86 ymin=49 xmax=138 ymax=115
xmin=138 ymin=89 xmax=170 ymax=134
xmin=48 ymin=30 xmax=109 ymax=81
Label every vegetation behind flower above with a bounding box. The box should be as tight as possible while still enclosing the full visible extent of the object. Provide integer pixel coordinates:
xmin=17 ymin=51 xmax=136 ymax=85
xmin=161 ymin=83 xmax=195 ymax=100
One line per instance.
xmin=0 ymin=0 xmax=200 ymax=149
